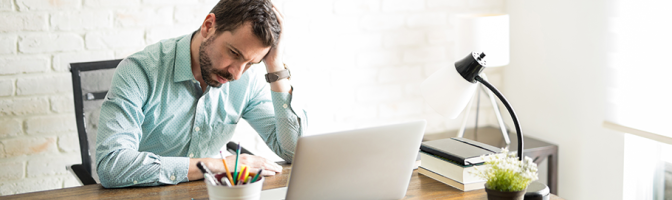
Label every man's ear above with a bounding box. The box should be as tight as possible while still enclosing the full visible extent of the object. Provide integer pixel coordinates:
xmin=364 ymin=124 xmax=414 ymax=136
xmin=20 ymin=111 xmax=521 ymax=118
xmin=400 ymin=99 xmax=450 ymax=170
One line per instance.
xmin=200 ymin=13 xmax=216 ymax=39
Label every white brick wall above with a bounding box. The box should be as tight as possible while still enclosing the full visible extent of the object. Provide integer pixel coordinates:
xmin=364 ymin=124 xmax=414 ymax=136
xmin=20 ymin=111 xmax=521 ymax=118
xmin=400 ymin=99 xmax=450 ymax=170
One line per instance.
xmin=25 ymin=115 xmax=77 ymax=135
xmin=2 ymin=136 xmax=58 ymax=157
xmin=0 ymin=13 xmax=48 ymax=32
xmin=18 ymin=33 xmax=84 ymax=53
xmin=0 ymin=0 xmax=14 ymax=11
xmin=0 ymin=79 xmax=14 ymax=96
xmin=0 ymin=35 xmax=17 ymax=54
xmin=85 ymin=30 xmax=145 ymax=49
xmin=84 ymin=0 xmax=140 ymax=8
xmin=16 ymin=75 xmax=72 ymax=95
xmin=0 ymin=119 xmax=22 ymax=138
xmin=381 ymin=0 xmax=425 ymax=12
xmin=0 ymin=97 xmax=50 ymax=115
xmin=16 ymin=0 xmax=82 ymax=11
xmin=51 ymin=11 xmax=113 ymax=31
xmin=0 ymin=162 xmax=24 ymax=180
xmin=0 ymin=0 xmax=505 ymax=196
xmin=0 ymin=56 xmax=49 ymax=75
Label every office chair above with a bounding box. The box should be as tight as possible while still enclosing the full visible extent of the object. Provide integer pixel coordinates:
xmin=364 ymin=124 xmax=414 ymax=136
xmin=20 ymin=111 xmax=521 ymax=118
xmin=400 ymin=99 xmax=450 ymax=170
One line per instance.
xmin=68 ymin=59 xmax=122 ymax=185
xmin=67 ymin=59 xmax=253 ymax=185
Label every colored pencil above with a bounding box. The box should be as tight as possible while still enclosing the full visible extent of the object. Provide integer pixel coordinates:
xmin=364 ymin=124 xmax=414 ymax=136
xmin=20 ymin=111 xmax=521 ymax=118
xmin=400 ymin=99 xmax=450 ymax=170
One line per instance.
xmin=251 ymin=168 xmax=263 ymax=183
xmin=233 ymin=142 xmax=241 ymax=184
xmin=219 ymin=151 xmax=235 ymax=187
xmin=238 ymin=166 xmax=248 ymax=185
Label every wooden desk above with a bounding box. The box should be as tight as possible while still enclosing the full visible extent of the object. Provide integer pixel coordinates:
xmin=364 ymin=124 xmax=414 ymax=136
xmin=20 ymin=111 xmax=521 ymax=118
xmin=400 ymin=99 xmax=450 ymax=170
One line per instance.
xmin=4 ymin=165 xmax=563 ymax=200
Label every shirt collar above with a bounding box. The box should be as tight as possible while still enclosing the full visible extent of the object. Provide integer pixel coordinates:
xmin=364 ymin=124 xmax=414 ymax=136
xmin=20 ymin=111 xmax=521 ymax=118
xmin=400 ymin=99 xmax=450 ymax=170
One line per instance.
xmin=173 ymin=31 xmax=197 ymax=83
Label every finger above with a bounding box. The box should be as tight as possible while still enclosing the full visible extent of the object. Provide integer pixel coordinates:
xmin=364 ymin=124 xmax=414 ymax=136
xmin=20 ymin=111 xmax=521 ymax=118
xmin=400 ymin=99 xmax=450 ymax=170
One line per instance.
xmin=261 ymin=168 xmax=277 ymax=176
xmin=272 ymin=5 xmax=284 ymax=19
xmin=272 ymin=6 xmax=284 ymax=24
xmin=247 ymin=155 xmax=281 ymax=173
xmin=263 ymin=160 xmax=283 ymax=173
xmin=247 ymin=166 xmax=276 ymax=176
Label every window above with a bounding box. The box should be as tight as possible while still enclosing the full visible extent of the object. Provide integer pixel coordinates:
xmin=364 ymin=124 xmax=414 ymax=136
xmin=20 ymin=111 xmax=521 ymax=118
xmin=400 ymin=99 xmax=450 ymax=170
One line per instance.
xmin=606 ymin=1 xmax=672 ymax=199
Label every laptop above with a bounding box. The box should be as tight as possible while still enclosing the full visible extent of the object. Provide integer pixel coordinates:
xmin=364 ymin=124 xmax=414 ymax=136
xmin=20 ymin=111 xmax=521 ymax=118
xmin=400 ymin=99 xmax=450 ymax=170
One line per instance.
xmin=261 ymin=120 xmax=426 ymax=200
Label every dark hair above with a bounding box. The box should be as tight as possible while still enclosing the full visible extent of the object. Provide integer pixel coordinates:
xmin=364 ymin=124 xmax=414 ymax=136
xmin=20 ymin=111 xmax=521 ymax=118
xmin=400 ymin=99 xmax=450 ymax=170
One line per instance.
xmin=207 ymin=0 xmax=280 ymax=47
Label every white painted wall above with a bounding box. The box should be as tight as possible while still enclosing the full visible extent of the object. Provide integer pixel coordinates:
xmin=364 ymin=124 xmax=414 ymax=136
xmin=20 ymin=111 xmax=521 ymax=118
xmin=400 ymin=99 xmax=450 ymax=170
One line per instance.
xmin=0 ymin=0 xmax=507 ymax=195
xmin=505 ymin=0 xmax=624 ymax=199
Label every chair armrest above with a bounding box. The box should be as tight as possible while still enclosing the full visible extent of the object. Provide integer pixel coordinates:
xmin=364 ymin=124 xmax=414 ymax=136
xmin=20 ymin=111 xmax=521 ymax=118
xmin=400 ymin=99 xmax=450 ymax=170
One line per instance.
xmin=66 ymin=164 xmax=97 ymax=185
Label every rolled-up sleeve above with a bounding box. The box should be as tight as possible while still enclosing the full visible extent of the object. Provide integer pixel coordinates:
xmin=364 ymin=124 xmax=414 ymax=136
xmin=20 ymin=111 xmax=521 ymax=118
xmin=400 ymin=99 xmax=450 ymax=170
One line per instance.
xmin=96 ymin=59 xmax=189 ymax=188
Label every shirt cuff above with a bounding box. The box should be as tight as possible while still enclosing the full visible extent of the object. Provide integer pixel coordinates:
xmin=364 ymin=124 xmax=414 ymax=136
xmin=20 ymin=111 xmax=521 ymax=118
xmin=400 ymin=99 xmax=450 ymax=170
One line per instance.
xmin=271 ymin=90 xmax=297 ymax=119
xmin=271 ymin=86 xmax=308 ymax=131
xmin=160 ymin=156 xmax=190 ymax=184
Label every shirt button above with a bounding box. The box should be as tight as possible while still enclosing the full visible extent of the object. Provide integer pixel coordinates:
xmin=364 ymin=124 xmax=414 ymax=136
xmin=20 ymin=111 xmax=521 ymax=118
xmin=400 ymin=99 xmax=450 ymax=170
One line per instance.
xmin=189 ymin=153 xmax=194 ymax=158
xmin=133 ymin=180 xmax=138 ymax=184
xmin=283 ymin=104 xmax=288 ymax=108
xmin=194 ymin=127 xmax=200 ymax=132
xmin=170 ymin=175 xmax=176 ymax=181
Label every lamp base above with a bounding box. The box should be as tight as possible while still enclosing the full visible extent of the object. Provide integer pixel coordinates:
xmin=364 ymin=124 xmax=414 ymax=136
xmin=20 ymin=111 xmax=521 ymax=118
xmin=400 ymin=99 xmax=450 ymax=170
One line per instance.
xmin=524 ymin=181 xmax=550 ymax=200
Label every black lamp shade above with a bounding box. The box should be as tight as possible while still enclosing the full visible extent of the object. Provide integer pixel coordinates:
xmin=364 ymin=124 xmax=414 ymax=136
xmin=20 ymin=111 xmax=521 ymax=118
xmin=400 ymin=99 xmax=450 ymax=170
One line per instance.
xmin=455 ymin=52 xmax=487 ymax=83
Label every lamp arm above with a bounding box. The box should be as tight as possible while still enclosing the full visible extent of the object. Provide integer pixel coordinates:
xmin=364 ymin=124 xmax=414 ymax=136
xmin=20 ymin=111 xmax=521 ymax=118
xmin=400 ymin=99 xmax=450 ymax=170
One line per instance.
xmin=474 ymin=75 xmax=524 ymax=161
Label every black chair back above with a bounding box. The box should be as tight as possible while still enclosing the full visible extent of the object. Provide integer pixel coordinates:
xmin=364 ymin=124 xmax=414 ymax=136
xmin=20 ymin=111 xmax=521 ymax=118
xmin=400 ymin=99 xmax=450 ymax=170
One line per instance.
xmin=69 ymin=59 xmax=122 ymax=185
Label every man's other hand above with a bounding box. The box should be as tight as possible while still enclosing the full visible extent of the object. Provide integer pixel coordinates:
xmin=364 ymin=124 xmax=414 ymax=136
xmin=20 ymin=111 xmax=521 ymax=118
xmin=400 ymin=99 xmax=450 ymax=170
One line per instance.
xmin=188 ymin=154 xmax=282 ymax=181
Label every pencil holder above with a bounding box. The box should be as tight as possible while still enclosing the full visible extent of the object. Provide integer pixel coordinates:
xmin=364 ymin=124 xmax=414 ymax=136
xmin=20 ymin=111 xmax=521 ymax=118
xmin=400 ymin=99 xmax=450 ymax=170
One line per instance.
xmin=205 ymin=175 xmax=265 ymax=200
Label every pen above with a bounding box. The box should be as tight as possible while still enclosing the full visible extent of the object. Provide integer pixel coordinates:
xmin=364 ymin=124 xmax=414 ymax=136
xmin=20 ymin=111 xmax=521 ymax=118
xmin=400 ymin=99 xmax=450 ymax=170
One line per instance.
xmin=221 ymin=177 xmax=232 ymax=187
xmin=233 ymin=142 xmax=241 ymax=184
xmin=196 ymin=161 xmax=219 ymax=186
xmin=251 ymin=168 xmax=262 ymax=183
xmin=219 ymin=151 xmax=235 ymax=187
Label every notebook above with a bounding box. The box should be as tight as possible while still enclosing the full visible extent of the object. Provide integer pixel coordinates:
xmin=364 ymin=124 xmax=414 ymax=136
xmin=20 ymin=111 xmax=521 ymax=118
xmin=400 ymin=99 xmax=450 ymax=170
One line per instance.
xmin=260 ymin=120 xmax=426 ymax=200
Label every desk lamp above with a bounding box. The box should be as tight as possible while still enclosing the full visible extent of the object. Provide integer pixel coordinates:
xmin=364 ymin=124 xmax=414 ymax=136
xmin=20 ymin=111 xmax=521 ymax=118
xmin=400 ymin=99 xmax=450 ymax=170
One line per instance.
xmin=420 ymin=51 xmax=523 ymax=161
xmin=421 ymin=52 xmax=550 ymax=199
xmin=455 ymin=14 xmax=511 ymax=144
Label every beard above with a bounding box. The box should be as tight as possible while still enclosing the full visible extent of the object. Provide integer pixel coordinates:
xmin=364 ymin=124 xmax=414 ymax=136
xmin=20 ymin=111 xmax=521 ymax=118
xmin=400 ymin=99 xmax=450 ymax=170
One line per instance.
xmin=199 ymin=36 xmax=234 ymax=88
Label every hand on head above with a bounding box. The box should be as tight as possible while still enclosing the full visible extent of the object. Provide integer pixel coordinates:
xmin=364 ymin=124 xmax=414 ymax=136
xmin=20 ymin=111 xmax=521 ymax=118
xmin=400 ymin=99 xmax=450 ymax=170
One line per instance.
xmin=263 ymin=5 xmax=285 ymax=70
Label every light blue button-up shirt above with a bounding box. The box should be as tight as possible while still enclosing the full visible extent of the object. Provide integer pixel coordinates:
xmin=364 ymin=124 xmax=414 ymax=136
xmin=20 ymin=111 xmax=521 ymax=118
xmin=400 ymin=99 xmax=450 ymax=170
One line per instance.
xmin=96 ymin=32 xmax=307 ymax=188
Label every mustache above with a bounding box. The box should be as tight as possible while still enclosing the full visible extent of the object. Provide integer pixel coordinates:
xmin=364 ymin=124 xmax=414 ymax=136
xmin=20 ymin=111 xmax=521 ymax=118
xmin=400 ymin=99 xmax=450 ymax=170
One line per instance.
xmin=214 ymin=70 xmax=234 ymax=81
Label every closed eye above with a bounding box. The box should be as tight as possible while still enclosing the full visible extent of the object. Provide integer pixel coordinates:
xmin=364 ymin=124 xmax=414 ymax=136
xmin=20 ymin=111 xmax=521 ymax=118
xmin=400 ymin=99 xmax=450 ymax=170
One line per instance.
xmin=230 ymin=50 xmax=240 ymax=59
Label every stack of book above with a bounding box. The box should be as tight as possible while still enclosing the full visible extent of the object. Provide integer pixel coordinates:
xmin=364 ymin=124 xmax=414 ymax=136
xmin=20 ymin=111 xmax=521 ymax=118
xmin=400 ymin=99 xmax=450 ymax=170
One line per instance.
xmin=418 ymin=137 xmax=501 ymax=191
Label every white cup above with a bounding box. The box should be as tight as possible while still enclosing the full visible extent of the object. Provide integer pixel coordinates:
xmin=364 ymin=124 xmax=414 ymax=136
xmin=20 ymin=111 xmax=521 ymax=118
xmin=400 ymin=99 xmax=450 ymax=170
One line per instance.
xmin=206 ymin=176 xmax=265 ymax=200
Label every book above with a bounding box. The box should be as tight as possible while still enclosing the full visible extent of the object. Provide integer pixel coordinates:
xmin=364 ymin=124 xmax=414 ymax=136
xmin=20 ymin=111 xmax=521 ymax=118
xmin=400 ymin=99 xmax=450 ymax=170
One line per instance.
xmin=418 ymin=167 xmax=485 ymax=191
xmin=420 ymin=137 xmax=501 ymax=166
xmin=419 ymin=151 xmax=485 ymax=184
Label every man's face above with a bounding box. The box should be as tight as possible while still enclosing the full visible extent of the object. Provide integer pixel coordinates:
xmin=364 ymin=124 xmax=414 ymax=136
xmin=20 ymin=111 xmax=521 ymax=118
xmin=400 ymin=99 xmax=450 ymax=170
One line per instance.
xmin=199 ymin=22 xmax=271 ymax=87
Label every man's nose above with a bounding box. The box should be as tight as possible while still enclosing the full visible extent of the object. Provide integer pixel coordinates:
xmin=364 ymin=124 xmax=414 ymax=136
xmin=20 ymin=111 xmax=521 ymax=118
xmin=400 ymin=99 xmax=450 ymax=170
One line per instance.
xmin=230 ymin=62 xmax=246 ymax=80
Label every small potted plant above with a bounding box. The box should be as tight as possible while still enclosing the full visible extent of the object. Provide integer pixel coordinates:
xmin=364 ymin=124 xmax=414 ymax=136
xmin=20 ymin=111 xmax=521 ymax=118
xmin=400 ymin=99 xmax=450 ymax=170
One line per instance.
xmin=470 ymin=148 xmax=539 ymax=200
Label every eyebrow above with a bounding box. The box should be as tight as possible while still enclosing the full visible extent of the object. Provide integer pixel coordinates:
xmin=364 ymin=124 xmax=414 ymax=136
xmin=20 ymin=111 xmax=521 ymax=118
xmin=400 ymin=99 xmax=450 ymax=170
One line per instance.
xmin=227 ymin=43 xmax=263 ymax=64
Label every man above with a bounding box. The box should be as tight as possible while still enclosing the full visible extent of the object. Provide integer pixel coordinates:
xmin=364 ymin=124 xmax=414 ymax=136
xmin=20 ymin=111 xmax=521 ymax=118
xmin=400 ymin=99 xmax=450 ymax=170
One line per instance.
xmin=96 ymin=0 xmax=307 ymax=188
